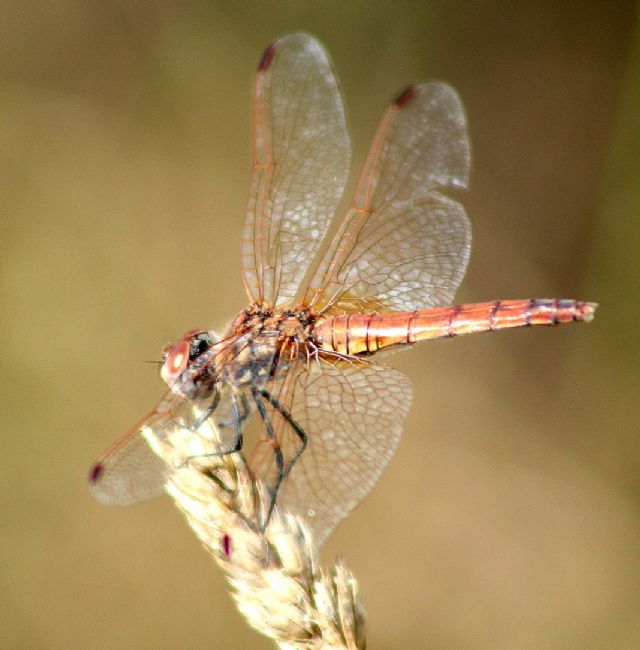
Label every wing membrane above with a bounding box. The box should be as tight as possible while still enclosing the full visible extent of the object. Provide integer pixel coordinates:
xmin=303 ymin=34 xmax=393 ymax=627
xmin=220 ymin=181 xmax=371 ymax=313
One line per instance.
xmin=88 ymin=386 xmax=252 ymax=506
xmin=242 ymin=32 xmax=350 ymax=307
xmin=250 ymin=358 xmax=413 ymax=546
xmin=305 ymin=82 xmax=471 ymax=315
xmin=88 ymin=394 xmax=174 ymax=505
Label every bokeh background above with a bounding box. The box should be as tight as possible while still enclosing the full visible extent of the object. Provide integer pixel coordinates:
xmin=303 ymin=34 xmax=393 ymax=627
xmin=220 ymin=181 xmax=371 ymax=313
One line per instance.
xmin=3 ymin=2 xmax=640 ymax=649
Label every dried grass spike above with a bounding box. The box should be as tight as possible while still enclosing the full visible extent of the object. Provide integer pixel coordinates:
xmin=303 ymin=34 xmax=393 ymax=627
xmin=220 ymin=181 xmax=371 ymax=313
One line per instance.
xmin=142 ymin=419 xmax=366 ymax=649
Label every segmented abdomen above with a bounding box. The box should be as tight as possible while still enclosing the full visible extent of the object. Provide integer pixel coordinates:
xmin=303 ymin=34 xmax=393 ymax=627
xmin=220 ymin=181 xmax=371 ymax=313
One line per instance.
xmin=311 ymin=299 xmax=597 ymax=355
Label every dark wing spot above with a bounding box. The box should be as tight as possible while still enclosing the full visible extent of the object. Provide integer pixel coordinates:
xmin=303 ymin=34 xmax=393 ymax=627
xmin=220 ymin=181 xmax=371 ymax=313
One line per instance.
xmin=88 ymin=462 xmax=103 ymax=483
xmin=393 ymin=85 xmax=417 ymax=108
xmin=258 ymin=44 xmax=276 ymax=71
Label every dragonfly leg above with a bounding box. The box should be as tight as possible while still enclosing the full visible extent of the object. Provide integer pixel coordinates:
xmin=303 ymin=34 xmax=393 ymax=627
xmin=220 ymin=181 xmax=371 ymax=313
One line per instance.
xmin=178 ymin=390 xmax=251 ymax=434
xmin=251 ymin=386 xmax=285 ymax=531
xmin=208 ymin=391 xmax=245 ymax=455
xmin=189 ymin=389 xmax=222 ymax=430
xmin=216 ymin=392 xmax=251 ymax=430
xmin=259 ymin=388 xmax=307 ymax=479
xmin=179 ymin=392 xmax=245 ymax=468
xmin=169 ymin=389 xmax=221 ymax=431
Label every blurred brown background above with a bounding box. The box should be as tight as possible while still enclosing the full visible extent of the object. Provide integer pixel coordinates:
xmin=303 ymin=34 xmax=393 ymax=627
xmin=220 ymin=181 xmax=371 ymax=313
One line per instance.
xmin=2 ymin=2 xmax=640 ymax=649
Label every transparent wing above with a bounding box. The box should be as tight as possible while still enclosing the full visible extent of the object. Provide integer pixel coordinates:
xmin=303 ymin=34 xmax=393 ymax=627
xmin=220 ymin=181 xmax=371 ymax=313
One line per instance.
xmin=250 ymin=358 xmax=413 ymax=546
xmin=88 ymin=393 xmax=174 ymax=505
xmin=88 ymin=387 xmax=248 ymax=506
xmin=305 ymin=82 xmax=471 ymax=315
xmin=242 ymin=32 xmax=350 ymax=307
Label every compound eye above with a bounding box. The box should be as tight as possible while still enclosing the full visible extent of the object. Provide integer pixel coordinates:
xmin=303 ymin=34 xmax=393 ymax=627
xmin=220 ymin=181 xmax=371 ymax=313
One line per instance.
xmin=161 ymin=339 xmax=190 ymax=383
xmin=190 ymin=332 xmax=213 ymax=358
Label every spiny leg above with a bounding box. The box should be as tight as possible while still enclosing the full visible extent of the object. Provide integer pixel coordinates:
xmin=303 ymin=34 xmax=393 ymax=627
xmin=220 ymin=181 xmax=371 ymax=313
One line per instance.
xmin=189 ymin=389 xmax=222 ymax=430
xmin=167 ymin=389 xmax=222 ymax=432
xmin=206 ymin=391 xmax=245 ymax=456
xmin=179 ymin=391 xmax=246 ymax=469
xmin=251 ymin=386 xmax=285 ymax=531
xmin=191 ymin=390 xmax=252 ymax=432
xmin=259 ymin=388 xmax=307 ymax=479
xmin=217 ymin=392 xmax=251 ymax=431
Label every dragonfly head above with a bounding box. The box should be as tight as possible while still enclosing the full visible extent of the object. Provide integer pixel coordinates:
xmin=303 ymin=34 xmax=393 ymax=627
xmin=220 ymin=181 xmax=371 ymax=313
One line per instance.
xmin=161 ymin=330 xmax=218 ymax=399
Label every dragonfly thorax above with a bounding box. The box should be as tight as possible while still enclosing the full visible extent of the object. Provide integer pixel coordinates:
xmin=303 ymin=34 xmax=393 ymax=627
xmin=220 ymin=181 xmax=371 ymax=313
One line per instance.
xmin=217 ymin=304 xmax=315 ymax=389
xmin=220 ymin=334 xmax=277 ymax=388
xmin=229 ymin=304 xmax=315 ymax=340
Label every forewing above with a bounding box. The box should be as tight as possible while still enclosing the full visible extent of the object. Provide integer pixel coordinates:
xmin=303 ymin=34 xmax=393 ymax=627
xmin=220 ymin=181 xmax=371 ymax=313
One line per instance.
xmin=250 ymin=359 xmax=412 ymax=546
xmin=89 ymin=387 xmax=251 ymax=506
xmin=242 ymin=32 xmax=350 ymax=307
xmin=305 ymin=82 xmax=471 ymax=315
xmin=88 ymin=394 xmax=175 ymax=505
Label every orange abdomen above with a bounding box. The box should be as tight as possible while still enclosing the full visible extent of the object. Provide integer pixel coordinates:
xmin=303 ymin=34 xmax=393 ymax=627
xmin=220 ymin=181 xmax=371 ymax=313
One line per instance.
xmin=311 ymin=299 xmax=597 ymax=355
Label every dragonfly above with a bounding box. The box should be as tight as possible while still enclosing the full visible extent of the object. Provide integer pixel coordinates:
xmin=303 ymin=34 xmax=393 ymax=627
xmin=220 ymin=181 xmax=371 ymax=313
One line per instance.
xmin=89 ymin=33 xmax=596 ymax=546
